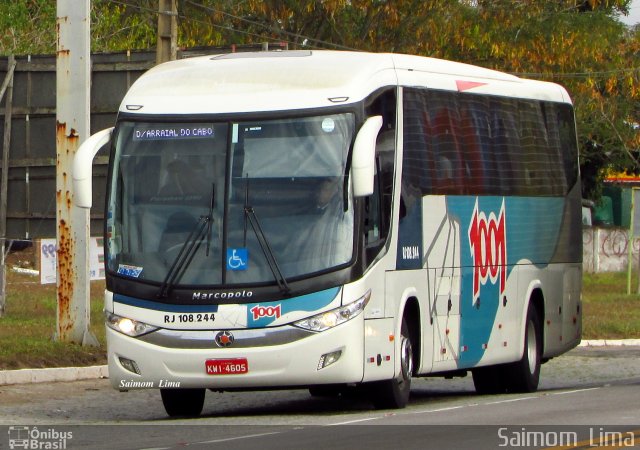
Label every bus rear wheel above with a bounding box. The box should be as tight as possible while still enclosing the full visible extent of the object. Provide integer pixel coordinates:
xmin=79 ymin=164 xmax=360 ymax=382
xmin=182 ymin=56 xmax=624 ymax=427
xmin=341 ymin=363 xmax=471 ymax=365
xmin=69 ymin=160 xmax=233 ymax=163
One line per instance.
xmin=370 ymin=318 xmax=413 ymax=409
xmin=506 ymin=303 xmax=542 ymax=393
xmin=161 ymin=388 xmax=206 ymax=417
xmin=472 ymin=303 xmax=542 ymax=395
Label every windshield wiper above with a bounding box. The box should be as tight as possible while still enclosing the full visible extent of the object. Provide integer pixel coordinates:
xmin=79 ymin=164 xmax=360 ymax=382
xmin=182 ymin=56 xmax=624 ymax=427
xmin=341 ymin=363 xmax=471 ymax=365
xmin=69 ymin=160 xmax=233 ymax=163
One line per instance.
xmin=205 ymin=183 xmax=215 ymax=257
xmin=243 ymin=176 xmax=290 ymax=294
xmin=157 ymin=215 xmax=209 ymax=298
xmin=158 ymin=185 xmax=215 ymax=298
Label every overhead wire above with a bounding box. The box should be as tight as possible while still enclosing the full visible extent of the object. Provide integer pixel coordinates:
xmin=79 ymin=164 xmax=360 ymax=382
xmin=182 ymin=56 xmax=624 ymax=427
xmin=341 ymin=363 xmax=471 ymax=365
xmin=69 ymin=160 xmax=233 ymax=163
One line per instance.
xmin=104 ymin=0 xmax=637 ymax=79
xmin=183 ymin=0 xmax=357 ymax=51
xmin=105 ymin=0 xmax=356 ymax=51
xmin=512 ymin=66 xmax=640 ymax=79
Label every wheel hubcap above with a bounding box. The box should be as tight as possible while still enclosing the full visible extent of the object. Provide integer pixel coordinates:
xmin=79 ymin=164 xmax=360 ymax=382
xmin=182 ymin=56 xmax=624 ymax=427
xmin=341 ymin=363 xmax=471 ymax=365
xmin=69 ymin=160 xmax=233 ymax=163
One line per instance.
xmin=400 ymin=336 xmax=413 ymax=380
xmin=526 ymin=320 xmax=537 ymax=375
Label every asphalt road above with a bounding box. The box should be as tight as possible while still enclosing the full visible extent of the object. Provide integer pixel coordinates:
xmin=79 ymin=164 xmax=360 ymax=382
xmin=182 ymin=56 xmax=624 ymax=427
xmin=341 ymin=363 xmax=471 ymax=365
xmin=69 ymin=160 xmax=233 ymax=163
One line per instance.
xmin=1 ymin=346 xmax=639 ymax=449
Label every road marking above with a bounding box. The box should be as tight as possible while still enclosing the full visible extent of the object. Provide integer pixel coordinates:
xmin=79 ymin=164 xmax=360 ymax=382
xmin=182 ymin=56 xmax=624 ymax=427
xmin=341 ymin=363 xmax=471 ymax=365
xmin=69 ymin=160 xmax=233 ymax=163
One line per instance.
xmin=392 ymin=387 xmax=604 ymax=419
xmin=410 ymin=404 xmax=470 ymax=414
xmin=327 ymin=416 xmax=384 ymax=426
xmin=483 ymin=396 xmax=537 ymax=405
xmin=137 ymin=431 xmax=283 ymax=450
xmin=197 ymin=431 xmax=283 ymax=444
xmin=328 ymin=404 xmax=471 ymax=424
xmin=548 ymin=387 xmax=601 ymax=396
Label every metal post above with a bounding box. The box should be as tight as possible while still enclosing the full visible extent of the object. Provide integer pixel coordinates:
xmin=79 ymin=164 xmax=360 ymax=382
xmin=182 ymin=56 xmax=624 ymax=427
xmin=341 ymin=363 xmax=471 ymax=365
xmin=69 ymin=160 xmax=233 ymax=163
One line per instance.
xmin=0 ymin=55 xmax=16 ymax=318
xmin=156 ymin=0 xmax=178 ymax=64
xmin=56 ymin=0 xmax=97 ymax=345
xmin=627 ymin=190 xmax=634 ymax=295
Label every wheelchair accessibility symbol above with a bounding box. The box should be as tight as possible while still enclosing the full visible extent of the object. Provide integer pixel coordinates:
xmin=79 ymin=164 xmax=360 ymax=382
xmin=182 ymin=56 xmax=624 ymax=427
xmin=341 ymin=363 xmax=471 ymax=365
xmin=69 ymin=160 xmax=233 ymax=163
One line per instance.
xmin=227 ymin=248 xmax=248 ymax=271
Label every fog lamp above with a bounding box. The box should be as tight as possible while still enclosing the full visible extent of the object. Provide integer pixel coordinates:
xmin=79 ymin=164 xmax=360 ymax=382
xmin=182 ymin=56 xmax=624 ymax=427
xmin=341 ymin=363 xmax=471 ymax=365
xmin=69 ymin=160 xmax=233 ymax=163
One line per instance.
xmin=318 ymin=350 xmax=342 ymax=370
xmin=118 ymin=356 xmax=141 ymax=375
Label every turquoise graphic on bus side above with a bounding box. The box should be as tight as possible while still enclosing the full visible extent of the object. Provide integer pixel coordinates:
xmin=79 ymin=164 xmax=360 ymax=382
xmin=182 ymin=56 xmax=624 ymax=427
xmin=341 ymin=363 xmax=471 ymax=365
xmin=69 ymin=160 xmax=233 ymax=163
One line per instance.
xmin=446 ymin=196 xmax=565 ymax=367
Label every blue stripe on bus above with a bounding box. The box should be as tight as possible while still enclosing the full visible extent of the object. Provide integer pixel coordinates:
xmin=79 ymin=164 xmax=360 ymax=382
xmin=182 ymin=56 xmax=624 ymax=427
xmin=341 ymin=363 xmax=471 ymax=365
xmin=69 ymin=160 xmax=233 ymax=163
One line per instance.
xmin=246 ymin=287 xmax=341 ymax=328
xmin=113 ymin=287 xmax=340 ymax=319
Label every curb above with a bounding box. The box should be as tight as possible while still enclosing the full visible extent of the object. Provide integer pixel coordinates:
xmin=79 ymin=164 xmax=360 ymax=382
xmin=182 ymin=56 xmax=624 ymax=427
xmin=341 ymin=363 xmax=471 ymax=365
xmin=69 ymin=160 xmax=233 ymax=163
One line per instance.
xmin=578 ymin=339 xmax=640 ymax=347
xmin=0 ymin=365 xmax=108 ymax=386
xmin=1 ymin=340 xmax=639 ymax=386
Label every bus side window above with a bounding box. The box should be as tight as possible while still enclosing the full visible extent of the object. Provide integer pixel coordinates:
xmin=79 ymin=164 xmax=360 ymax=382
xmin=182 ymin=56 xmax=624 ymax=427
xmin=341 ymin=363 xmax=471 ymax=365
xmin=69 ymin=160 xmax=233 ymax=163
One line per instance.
xmin=364 ymin=133 xmax=393 ymax=261
xmin=365 ymin=164 xmax=382 ymax=245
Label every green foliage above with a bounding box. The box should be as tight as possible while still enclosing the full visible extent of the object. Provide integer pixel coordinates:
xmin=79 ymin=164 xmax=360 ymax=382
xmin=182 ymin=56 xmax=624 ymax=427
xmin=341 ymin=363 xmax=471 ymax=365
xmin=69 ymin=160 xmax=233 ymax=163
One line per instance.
xmin=0 ymin=0 xmax=56 ymax=55
xmin=91 ymin=0 xmax=157 ymax=52
xmin=0 ymin=0 xmax=637 ymax=200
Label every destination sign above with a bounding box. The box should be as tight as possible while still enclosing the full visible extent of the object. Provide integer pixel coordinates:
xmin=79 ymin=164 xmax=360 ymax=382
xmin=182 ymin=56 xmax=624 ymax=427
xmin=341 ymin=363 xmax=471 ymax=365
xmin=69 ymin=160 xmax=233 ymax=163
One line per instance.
xmin=133 ymin=124 xmax=215 ymax=141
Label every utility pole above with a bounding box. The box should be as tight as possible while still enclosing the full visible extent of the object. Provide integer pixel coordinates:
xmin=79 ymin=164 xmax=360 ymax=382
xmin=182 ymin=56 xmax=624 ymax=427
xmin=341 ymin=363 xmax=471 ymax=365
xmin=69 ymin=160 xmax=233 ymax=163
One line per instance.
xmin=55 ymin=0 xmax=97 ymax=345
xmin=156 ymin=0 xmax=178 ymax=64
xmin=0 ymin=55 xmax=16 ymax=318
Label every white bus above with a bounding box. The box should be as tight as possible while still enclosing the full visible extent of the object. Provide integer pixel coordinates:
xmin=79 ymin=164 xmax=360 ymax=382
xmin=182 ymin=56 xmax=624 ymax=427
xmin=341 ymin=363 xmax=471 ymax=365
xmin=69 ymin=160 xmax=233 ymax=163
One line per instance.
xmin=74 ymin=50 xmax=582 ymax=417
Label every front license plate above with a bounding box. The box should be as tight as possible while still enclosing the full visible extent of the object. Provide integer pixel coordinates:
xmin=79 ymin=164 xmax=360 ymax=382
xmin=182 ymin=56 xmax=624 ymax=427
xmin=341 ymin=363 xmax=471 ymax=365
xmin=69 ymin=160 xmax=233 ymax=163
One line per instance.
xmin=205 ymin=358 xmax=248 ymax=375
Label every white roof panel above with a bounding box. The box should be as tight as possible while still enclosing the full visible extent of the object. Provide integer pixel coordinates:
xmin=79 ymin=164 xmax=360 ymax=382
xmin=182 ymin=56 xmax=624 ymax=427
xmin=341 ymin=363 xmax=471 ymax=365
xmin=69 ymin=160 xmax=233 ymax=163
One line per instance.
xmin=121 ymin=51 xmax=397 ymax=115
xmin=120 ymin=50 xmax=571 ymax=115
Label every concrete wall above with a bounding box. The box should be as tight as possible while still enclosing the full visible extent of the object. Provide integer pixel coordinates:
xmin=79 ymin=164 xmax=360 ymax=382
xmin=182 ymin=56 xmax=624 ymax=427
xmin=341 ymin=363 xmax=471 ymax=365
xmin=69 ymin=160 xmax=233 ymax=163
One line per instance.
xmin=583 ymin=227 xmax=640 ymax=273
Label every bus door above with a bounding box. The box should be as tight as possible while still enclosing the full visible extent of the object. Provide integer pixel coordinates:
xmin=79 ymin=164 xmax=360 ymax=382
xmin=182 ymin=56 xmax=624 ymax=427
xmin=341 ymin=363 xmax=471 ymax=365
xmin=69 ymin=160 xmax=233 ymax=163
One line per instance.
xmin=423 ymin=196 xmax=462 ymax=365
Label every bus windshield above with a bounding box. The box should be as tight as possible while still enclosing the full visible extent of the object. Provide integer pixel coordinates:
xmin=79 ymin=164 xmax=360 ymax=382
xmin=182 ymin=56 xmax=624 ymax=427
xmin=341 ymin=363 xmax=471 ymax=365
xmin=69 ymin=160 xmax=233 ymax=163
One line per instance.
xmin=106 ymin=113 xmax=355 ymax=289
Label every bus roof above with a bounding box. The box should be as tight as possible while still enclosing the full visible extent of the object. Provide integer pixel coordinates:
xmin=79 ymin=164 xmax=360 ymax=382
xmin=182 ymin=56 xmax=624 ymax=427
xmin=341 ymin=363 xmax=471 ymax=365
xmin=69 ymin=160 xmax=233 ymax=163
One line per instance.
xmin=120 ymin=50 xmax=570 ymax=115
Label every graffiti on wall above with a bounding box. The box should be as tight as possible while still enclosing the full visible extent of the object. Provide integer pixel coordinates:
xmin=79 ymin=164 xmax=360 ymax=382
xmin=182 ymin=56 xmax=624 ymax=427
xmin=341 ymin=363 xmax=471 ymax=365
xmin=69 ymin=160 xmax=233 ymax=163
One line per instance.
xmin=583 ymin=227 xmax=640 ymax=272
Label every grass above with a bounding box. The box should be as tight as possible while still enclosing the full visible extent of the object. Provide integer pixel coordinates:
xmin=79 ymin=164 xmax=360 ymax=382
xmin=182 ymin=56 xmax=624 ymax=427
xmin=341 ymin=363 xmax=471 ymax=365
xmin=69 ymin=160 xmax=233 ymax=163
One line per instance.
xmin=581 ymin=271 xmax=640 ymax=339
xmin=0 ymin=262 xmax=107 ymax=370
xmin=0 ymin=246 xmax=638 ymax=369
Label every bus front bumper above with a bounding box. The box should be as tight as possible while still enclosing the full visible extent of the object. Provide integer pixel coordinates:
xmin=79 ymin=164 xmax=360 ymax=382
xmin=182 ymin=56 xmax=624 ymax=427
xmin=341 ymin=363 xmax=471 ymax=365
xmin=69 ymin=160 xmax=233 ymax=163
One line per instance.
xmin=106 ymin=318 xmax=365 ymax=390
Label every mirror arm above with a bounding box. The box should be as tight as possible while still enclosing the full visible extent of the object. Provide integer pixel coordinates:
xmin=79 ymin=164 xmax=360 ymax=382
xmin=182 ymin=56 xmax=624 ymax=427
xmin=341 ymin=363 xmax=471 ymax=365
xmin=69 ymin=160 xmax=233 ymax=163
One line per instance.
xmin=352 ymin=116 xmax=383 ymax=197
xmin=72 ymin=127 xmax=113 ymax=209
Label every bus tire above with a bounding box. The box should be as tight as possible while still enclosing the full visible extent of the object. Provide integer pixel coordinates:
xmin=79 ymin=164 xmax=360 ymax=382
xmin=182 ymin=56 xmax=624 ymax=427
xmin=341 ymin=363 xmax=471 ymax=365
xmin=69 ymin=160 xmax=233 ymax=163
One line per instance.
xmin=506 ymin=302 xmax=542 ymax=393
xmin=160 ymin=388 xmax=206 ymax=417
xmin=370 ymin=318 xmax=413 ymax=409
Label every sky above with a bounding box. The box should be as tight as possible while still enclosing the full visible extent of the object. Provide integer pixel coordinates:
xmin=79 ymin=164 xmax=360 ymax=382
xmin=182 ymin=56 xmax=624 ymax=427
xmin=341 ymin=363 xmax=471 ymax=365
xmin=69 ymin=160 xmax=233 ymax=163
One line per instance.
xmin=619 ymin=0 xmax=640 ymax=26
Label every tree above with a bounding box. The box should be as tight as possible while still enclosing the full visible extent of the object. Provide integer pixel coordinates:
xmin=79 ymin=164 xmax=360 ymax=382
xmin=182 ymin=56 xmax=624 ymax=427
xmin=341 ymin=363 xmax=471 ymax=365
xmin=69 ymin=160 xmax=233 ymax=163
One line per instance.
xmin=0 ymin=0 xmax=55 ymax=55
xmin=0 ymin=0 xmax=637 ymax=199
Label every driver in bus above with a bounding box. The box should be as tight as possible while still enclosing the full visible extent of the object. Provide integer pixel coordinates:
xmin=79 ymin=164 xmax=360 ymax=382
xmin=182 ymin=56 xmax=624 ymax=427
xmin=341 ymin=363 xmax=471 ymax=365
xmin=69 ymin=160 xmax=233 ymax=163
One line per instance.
xmin=288 ymin=177 xmax=351 ymax=273
xmin=159 ymin=159 xmax=207 ymax=201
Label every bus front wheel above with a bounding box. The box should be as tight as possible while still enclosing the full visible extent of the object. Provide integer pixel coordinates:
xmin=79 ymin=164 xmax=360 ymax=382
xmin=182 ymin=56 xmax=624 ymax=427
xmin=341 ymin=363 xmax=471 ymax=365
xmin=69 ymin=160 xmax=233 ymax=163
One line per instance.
xmin=369 ymin=318 xmax=413 ymax=409
xmin=161 ymin=388 xmax=206 ymax=417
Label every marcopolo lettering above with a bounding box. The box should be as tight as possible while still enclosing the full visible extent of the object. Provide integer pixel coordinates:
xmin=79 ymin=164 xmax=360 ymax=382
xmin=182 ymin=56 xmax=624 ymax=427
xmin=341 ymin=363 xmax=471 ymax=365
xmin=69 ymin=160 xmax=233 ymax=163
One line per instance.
xmin=192 ymin=290 xmax=253 ymax=300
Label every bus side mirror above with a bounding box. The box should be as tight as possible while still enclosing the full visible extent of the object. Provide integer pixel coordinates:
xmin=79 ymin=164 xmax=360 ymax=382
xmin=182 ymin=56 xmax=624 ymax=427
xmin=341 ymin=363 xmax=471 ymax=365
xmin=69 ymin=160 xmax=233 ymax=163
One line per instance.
xmin=72 ymin=127 xmax=113 ymax=209
xmin=352 ymin=116 xmax=383 ymax=197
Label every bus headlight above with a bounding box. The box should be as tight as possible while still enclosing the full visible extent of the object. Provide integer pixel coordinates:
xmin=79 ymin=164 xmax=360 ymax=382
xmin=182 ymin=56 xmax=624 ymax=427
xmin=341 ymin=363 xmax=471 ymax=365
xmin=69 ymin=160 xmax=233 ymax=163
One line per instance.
xmin=106 ymin=312 xmax=158 ymax=337
xmin=293 ymin=290 xmax=371 ymax=332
